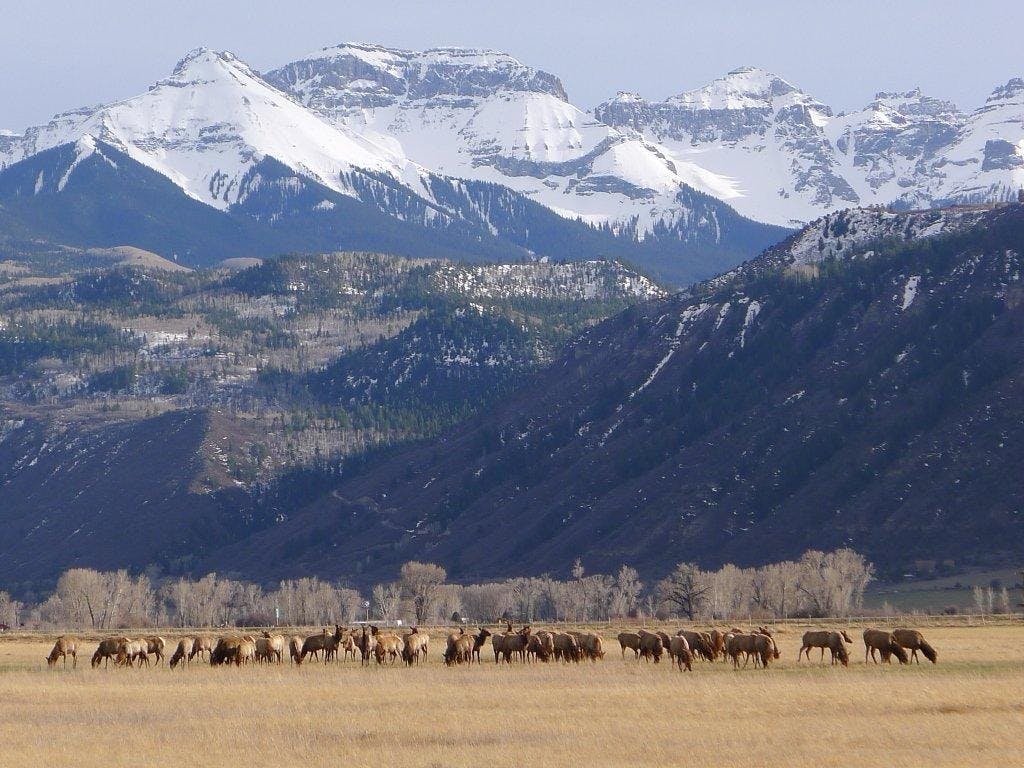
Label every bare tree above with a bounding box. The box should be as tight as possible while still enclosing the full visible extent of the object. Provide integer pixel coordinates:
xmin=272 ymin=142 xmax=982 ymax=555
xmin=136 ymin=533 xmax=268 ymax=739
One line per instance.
xmin=0 ymin=591 xmax=23 ymax=628
xmin=399 ymin=562 xmax=447 ymax=624
xmin=657 ymin=563 xmax=710 ymax=620
xmin=372 ymin=583 xmax=401 ymax=623
xmin=610 ymin=565 xmax=643 ymax=618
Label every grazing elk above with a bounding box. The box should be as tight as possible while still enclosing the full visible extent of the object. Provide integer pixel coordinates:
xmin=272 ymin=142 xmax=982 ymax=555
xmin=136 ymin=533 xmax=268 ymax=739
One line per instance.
xmin=617 ymin=631 xmax=641 ymax=659
xmin=46 ymin=636 xmax=78 ymax=669
xmin=863 ymin=629 xmax=909 ymax=665
xmin=552 ymin=632 xmax=580 ymax=663
xmin=189 ymin=635 xmax=215 ymax=663
xmin=669 ymin=635 xmax=693 ymax=671
xmin=444 ymin=629 xmax=474 ymax=665
xmin=798 ymin=631 xmax=851 ymax=666
xmin=91 ymin=638 xmax=122 ymax=668
xmin=893 ymin=628 xmax=938 ymax=664
xmin=676 ymin=629 xmax=716 ymax=662
xmin=169 ymin=637 xmax=195 ymax=669
xmin=637 ymin=630 xmax=664 ymax=663
xmin=143 ymin=636 xmax=167 ymax=665
xmin=726 ymin=632 xmax=777 ymax=669
xmin=117 ymin=638 xmax=150 ymax=667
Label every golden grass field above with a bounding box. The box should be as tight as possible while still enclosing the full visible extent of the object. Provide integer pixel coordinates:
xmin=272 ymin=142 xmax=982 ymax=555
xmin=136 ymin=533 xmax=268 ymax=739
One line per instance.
xmin=1 ymin=622 xmax=1022 ymax=767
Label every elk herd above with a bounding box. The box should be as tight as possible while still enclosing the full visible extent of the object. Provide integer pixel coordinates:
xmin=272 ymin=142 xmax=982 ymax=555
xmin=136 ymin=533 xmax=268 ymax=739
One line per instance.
xmin=42 ymin=624 xmax=939 ymax=672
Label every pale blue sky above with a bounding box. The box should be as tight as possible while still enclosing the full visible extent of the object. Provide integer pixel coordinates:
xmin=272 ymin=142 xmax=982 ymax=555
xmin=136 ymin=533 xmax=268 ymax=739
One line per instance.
xmin=3 ymin=0 xmax=1021 ymax=130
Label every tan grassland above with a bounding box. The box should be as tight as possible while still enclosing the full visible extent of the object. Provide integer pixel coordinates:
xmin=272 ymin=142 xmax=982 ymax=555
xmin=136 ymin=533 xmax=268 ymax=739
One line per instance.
xmin=1 ymin=622 xmax=1021 ymax=767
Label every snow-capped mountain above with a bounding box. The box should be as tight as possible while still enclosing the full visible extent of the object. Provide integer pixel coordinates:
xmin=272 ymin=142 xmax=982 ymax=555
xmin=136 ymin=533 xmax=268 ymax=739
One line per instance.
xmin=5 ymin=42 xmax=1022 ymax=282
xmin=1 ymin=49 xmax=426 ymax=208
xmin=0 ymin=47 xmax=784 ymax=284
xmin=596 ymin=68 xmax=1024 ymax=227
xmin=265 ymin=44 xmax=743 ymax=235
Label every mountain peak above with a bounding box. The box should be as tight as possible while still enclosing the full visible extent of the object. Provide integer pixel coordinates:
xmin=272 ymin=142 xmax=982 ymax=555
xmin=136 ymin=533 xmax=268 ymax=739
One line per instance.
xmin=986 ymin=77 xmax=1024 ymax=104
xmin=268 ymin=43 xmax=568 ymax=103
xmin=669 ymin=66 xmax=805 ymax=110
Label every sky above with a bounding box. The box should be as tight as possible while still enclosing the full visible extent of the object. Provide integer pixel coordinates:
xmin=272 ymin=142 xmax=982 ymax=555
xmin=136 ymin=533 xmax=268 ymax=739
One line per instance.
xmin=3 ymin=0 xmax=1022 ymax=131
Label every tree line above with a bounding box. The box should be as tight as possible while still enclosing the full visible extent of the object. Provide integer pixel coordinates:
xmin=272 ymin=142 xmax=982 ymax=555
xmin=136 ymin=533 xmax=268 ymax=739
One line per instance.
xmin=0 ymin=549 xmax=877 ymax=630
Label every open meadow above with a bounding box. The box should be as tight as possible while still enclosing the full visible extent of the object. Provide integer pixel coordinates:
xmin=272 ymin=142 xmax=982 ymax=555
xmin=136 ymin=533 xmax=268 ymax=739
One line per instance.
xmin=1 ymin=621 xmax=1022 ymax=767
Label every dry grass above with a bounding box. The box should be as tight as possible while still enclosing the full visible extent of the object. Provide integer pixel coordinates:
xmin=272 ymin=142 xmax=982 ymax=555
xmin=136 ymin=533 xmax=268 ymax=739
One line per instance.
xmin=2 ymin=623 xmax=1022 ymax=767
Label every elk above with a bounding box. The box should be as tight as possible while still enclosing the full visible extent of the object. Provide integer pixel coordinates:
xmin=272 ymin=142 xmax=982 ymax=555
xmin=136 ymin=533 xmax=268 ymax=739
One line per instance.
xmin=46 ymin=636 xmax=77 ymax=669
xmin=501 ymin=626 xmax=532 ymax=663
xmin=402 ymin=627 xmax=430 ymax=666
xmin=552 ymin=632 xmax=580 ymax=663
xmin=289 ymin=636 xmax=303 ymax=664
xmin=372 ymin=626 xmax=403 ymax=665
xmin=189 ymin=635 xmax=215 ymax=663
xmin=527 ymin=630 xmax=555 ymax=662
xmin=617 ymin=631 xmax=641 ymax=659
xmin=298 ymin=626 xmax=345 ymax=665
xmin=169 ymin=637 xmax=194 ymax=668
xmin=143 ymin=636 xmax=167 ymax=665
xmin=116 ymin=638 xmax=150 ymax=668
xmin=863 ymin=629 xmax=909 ymax=664
xmin=893 ymin=628 xmax=938 ymax=664
xmin=257 ymin=632 xmax=286 ymax=664
xmin=637 ymin=630 xmax=664 ymax=663
xmin=798 ymin=630 xmax=850 ymax=666
xmin=91 ymin=638 xmax=122 ymax=668
xmin=444 ymin=629 xmax=474 ymax=665
xmin=726 ymin=633 xmax=776 ymax=669
xmin=579 ymin=632 xmax=605 ymax=661
xmin=471 ymin=628 xmax=491 ymax=663
xmin=677 ymin=629 xmax=716 ymax=662
xmin=669 ymin=635 xmax=693 ymax=671
xmin=357 ymin=625 xmax=377 ymax=666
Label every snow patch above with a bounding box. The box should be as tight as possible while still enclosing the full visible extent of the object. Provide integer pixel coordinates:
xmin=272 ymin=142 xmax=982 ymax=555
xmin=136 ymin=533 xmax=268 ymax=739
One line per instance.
xmin=900 ymin=275 xmax=921 ymax=310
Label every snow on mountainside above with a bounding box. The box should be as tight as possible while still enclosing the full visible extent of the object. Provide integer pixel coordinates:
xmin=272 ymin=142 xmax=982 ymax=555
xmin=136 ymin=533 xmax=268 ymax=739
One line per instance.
xmin=596 ymin=69 xmax=1024 ymax=228
xmin=1 ymin=46 xmax=785 ymax=285
xmin=265 ymin=43 xmax=738 ymax=236
xmin=429 ymin=260 xmax=666 ymax=302
xmin=0 ymin=48 xmax=423 ymax=209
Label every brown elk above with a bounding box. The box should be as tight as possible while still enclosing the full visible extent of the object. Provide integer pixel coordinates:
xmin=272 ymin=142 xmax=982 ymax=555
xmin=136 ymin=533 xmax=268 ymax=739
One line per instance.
xmin=637 ymin=630 xmax=664 ymax=663
xmin=169 ymin=637 xmax=194 ymax=669
xmin=726 ymin=633 xmax=776 ymax=669
xmin=444 ymin=629 xmax=474 ymax=665
xmin=501 ymin=626 xmax=532 ymax=663
xmin=617 ymin=631 xmax=641 ymax=659
xmin=117 ymin=638 xmax=150 ymax=668
xmin=527 ymin=630 xmax=555 ymax=662
xmin=357 ymin=625 xmax=377 ymax=666
xmin=669 ymin=635 xmax=693 ymax=671
xmin=798 ymin=630 xmax=850 ymax=666
xmin=143 ymin=636 xmax=167 ymax=665
xmin=552 ymin=632 xmax=581 ymax=662
xmin=298 ymin=626 xmax=345 ymax=665
xmin=676 ymin=629 xmax=716 ymax=662
xmin=189 ymin=635 xmax=215 ymax=663
xmin=289 ymin=635 xmax=303 ymax=664
xmin=471 ymin=628 xmax=491 ymax=663
xmin=46 ymin=636 xmax=77 ymax=669
xmin=893 ymin=628 xmax=937 ymax=664
xmin=863 ymin=629 xmax=909 ymax=665
xmin=91 ymin=638 xmax=122 ymax=668
xmin=565 ymin=631 xmax=604 ymax=662
xmin=402 ymin=627 xmax=430 ymax=666
xmin=257 ymin=632 xmax=286 ymax=664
